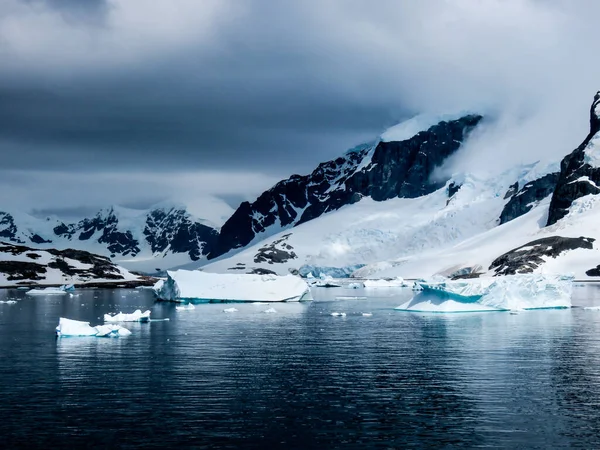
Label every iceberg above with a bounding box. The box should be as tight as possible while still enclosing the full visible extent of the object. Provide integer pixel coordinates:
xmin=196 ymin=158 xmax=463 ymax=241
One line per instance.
xmin=223 ymin=307 xmax=238 ymax=313
xmin=175 ymin=303 xmax=195 ymax=311
xmin=104 ymin=309 xmax=151 ymax=323
xmin=56 ymin=318 xmax=132 ymax=337
xmin=263 ymin=307 xmax=277 ymax=313
xmin=310 ymin=275 xmax=342 ymax=288
xmin=346 ymin=282 xmax=364 ymax=289
xmin=396 ymin=274 xmax=573 ymax=313
xmin=363 ymin=277 xmax=408 ymax=288
xmin=26 ymin=286 xmax=69 ymax=295
xmin=331 ymin=312 xmax=346 ymax=317
xmin=154 ymin=270 xmax=312 ymax=302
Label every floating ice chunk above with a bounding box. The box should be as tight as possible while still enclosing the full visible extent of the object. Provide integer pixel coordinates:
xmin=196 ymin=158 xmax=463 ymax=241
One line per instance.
xmin=56 ymin=317 xmax=131 ymax=337
xmin=397 ymin=274 xmax=573 ymax=313
xmin=223 ymin=307 xmax=238 ymax=313
xmin=362 ymin=312 xmax=373 ymax=317
xmin=0 ymin=300 xmax=17 ymax=304
xmin=335 ymin=296 xmax=367 ymax=300
xmin=311 ymin=275 xmax=342 ymax=288
xmin=155 ymin=270 xmax=311 ymax=302
xmin=364 ymin=277 xmax=408 ymax=288
xmin=252 ymin=302 xmax=269 ymax=305
xmin=346 ymin=282 xmax=364 ymax=289
xmin=584 ymin=306 xmax=600 ymax=310
xmin=104 ymin=309 xmax=151 ymax=323
xmin=175 ymin=303 xmax=195 ymax=311
xmin=26 ymin=287 xmax=68 ymax=295
xmin=330 ymin=312 xmax=346 ymax=317
xmin=263 ymin=308 xmax=277 ymax=313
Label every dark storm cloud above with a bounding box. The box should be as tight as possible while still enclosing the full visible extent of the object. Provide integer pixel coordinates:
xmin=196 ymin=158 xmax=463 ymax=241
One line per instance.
xmin=1 ymin=0 xmax=600 ymax=212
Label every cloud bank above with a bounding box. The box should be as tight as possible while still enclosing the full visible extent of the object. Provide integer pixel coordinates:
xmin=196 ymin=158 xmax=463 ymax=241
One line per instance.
xmin=1 ymin=0 xmax=599 ymax=212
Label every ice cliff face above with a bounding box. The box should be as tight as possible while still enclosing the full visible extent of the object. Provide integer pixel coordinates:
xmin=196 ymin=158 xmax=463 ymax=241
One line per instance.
xmin=547 ymin=91 xmax=600 ymax=226
xmin=211 ymin=114 xmax=483 ymax=258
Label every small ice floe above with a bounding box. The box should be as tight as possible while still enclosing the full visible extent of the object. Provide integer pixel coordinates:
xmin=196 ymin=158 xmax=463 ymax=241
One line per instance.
xmin=364 ymin=277 xmax=408 ymax=288
xmin=0 ymin=300 xmax=17 ymax=304
xmin=56 ymin=318 xmax=131 ymax=337
xmin=362 ymin=312 xmax=373 ymax=317
xmin=509 ymin=311 xmax=519 ymax=315
xmin=175 ymin=303 xmax=195 ymax=311
xmin=346 ymin=282 xmax=364 ymax=289
xmin=330 ymin=312 xmax=346 ymax=317
xmin=263 ymin=308 xmax=277 ymax=314
xmin=584 ymin=306 xmax=600 ymax=310
xmin=252 ymin=302 xmax=269 ymax=305
xmin=104 ymin=309 xmax=151 ymax=323
xmin=223 ymin=307 xmax=238 ymax=313
xmin=26 ymin=287 xmax=68 ymax=296
xmin=335 ymin=296 xmax=367 ymax=300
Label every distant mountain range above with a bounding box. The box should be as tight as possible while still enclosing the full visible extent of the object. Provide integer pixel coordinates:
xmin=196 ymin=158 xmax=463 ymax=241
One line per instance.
xmin=5 ymin=92 xmax=600 ymax=280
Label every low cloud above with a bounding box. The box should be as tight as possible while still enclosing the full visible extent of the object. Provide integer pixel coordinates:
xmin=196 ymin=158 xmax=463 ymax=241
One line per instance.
xmin=1 ymin=1 xmax=599 ymax=211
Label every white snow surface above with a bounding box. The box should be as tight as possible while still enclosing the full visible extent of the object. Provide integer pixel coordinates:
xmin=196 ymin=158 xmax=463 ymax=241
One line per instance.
xmin=202 ymin=158 xmax=600 ymax=280
xmin=56 ymin=318 xmax=132 ymax=337
xmin=104 ymin=309 xmax=151 ymax=323
xmin=154 ymin=270 xmax=312 ymax=302
xmin=396 ymin=274 xmax=573 ymax=313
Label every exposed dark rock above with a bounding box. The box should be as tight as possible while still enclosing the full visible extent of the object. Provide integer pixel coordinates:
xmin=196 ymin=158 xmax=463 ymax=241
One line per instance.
xmin=547 ymin=92 xmax=600 ymax=226
xmin=143 ymin=207 xmax=218 ymax=261
xmin=248 ymin=268 xmax=278 ymax=275
xmin=0 ymin=261 xmax=46 ymax=281
xmin=586 ymin=265 xmax=600 ymax=277
xmin=211 ymin=114 xmax=483 ymax=258
xmin=0 ymin=213 xmax=23 ymax=243
xmin=447 ymin=182 xmax=461 ymax=199
xmin=499 ymin=173 xmax=560 ymax=224
xmin=503 ymin=182 xmax=519 ymax=200
xmin=30 ymin=234 xmax=52 ymax=244
xmin=490 ymin=236 xmax=595 ymax=276
xmin=253 ymin=234 xmax=297 ymax=264
xmin=0 ymin=242 xmax=129 ymax=283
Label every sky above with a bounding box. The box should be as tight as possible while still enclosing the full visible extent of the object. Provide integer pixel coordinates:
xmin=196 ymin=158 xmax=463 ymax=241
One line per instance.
xmin=1 ymin=0 xmax=600 ymax=218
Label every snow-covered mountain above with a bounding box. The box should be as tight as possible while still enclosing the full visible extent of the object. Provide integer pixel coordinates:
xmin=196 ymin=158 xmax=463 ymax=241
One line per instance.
xmin=201 ymin=92 xmax=600 ymax=280
xmin=0 ymin=202 xmax=226 ymax=273
xmin=211 ymin=113 xmax=482 ymax=258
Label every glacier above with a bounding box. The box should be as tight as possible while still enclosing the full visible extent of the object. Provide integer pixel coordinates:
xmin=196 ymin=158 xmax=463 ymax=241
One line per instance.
xmin=56 ymin=318 xmax=132 ymax=337
xmin=299 ymin=264 xmax=365 ymax=279
xmin=154 ymin=270 xmax=312 ymax=302
xmin=395 ymin=274 xmax=573 ymax=313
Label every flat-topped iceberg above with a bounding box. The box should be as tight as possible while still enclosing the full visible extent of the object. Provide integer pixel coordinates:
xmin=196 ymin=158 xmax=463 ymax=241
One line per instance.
xmin=104 ymin=309 xmax=151 ymax=323
xmin=396 ymin=274 xmax=573 ymax=313
xmin=56 ymin=318 xmax=132 ymax=337
xmin=26 ymin=287 xmax=68 ymax=295
xmin=154 ymin=270 xmax=313 ymax=302
xmin=364 ymin=277 xmax=408 ymax=288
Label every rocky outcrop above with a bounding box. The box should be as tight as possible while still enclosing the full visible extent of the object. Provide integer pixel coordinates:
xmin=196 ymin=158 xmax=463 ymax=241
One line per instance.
xmin=0 ymin=242 xmax=147 ymax=286
xmin=499 ymin=173 xmax=560 ymax=224
xmin=489 ymin=236 xmax=595 ymax=276
xmin=547 ymin=92 xmax=600 ymax=226
xmin=211 ymin=114 xmax=483 ymax=258
xmin=143 ymin=207 xmax=219 ymax=261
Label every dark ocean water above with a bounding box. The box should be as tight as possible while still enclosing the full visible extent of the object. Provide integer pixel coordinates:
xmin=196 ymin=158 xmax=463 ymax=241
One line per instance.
xmin=2 ymin=285 xmax=600 ymax=449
